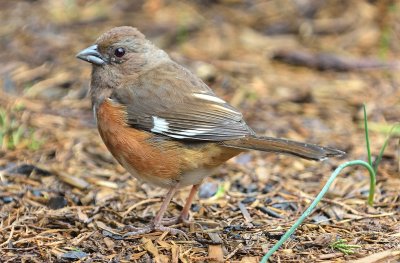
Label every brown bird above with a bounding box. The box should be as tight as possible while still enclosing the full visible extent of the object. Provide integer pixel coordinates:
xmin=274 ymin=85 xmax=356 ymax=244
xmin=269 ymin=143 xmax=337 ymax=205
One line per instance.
xmin=76 ymin=26 xmax=344 ymax=237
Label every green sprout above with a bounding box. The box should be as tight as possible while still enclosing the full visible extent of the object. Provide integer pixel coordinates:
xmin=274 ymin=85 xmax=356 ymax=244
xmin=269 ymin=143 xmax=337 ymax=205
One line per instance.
xmin=0 ymin=106 xmax=44 ymax=150
xmin=330 ymin=239 xmax=361 ymax=255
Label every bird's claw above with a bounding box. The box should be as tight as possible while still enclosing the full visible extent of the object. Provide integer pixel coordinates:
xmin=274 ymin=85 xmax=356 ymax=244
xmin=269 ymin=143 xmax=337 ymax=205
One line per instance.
xmin=123 ymin=224 xmax=188 ymax=239
xmin=161 ymin=215 xmax=191 ymax=226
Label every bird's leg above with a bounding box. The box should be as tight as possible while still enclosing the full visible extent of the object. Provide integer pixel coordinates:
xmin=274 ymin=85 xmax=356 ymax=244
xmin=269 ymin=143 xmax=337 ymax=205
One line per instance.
xmin=124 ymin=183 xmax=187 ymax=238
xmin=152 ymin=183 xmax=180 ymax=225
xmin=163 ymin=183 xmax=201 ymax=226
xmin=179 ymin=183 xmax=201 ymax=222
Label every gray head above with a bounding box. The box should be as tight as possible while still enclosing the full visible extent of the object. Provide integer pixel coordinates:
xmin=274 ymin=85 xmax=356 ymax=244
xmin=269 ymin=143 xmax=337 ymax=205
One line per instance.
xmin=76 ymin=26 xmax=168 ymax=74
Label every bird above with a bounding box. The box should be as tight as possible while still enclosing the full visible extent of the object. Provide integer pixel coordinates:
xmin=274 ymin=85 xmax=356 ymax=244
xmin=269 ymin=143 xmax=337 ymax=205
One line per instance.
xmin=76 ymin=26 xmax=344 ymax=237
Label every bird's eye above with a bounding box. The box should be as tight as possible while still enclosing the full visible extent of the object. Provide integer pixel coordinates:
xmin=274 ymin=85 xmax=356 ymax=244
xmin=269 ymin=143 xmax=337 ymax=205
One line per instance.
xmin=114 ymin=47 xmax=125 ymax=57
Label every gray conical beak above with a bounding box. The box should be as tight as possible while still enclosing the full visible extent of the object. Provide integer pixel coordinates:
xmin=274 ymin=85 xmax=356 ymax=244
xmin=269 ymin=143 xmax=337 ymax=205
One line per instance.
xmin=76 ymin=45 xmax=105 ymax=66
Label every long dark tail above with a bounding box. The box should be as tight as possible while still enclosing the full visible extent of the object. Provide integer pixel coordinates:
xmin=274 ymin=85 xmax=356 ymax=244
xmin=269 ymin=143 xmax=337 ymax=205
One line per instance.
xmin=222 ymin=136 xmax=345 ymax=161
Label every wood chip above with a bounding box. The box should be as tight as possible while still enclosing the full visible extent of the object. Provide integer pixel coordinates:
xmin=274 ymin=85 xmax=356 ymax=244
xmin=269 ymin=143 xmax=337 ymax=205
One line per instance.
xmin=238 ymin=201 xmax=253 ymax=225
xmin=58 ymin=173 xmax=89 ymax=190
xmin=349 ymin=250 xmax=400 ymax=263
xmin=130 ymin=251 xmax=147 ymax=260
xmin=142 ymin=237 xmax=161 ymax=263
xmin=239 ymin=256 xmax=259 ymax=263
xmin=208 ymin=244 xmax=224 ymax=262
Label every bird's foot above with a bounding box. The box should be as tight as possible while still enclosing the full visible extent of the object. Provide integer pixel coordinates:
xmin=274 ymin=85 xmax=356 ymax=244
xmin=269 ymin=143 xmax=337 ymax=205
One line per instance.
xmin=123 ymin=223 xmax=188 ymax=239
xmin=162 ymin=215 xmax=191 ymax=226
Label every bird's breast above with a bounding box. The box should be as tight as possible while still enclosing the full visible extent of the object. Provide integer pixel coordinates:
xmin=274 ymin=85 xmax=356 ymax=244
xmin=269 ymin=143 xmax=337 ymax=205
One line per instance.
xmin=95 ymin=99 xmax=181 ymax=186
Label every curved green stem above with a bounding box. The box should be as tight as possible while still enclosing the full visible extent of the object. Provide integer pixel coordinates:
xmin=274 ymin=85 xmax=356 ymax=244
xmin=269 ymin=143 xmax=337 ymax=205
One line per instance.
xmin=260 ymin=160 xmax=376 ymax=263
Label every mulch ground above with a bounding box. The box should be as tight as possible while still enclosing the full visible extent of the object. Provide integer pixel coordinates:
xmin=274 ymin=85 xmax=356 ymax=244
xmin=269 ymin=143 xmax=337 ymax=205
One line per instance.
xmin=0 ymin=1 xmax=399 ymax=262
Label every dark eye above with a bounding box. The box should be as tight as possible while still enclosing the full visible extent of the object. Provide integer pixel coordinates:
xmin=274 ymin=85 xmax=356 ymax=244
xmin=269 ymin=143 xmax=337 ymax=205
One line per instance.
xmin=114 ymin=47 xmax=125 ymax=57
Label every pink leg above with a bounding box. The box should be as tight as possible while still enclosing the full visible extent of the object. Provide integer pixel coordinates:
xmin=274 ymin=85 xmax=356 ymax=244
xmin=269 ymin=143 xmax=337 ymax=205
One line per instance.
xmin=162 ymin=183 xmax=201 ymax=226
xmin=180 ymin=183 xmax=201 ymax=221
xmin=153 ymin=183 xmax=180 ymax=225
xmin=124 ymin=183 xmax=188 ymax=238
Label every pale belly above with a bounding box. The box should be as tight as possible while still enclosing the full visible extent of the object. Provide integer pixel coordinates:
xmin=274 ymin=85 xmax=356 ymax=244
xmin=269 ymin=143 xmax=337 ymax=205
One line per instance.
xmin=119 ymin=154 xmax=216 ymax=188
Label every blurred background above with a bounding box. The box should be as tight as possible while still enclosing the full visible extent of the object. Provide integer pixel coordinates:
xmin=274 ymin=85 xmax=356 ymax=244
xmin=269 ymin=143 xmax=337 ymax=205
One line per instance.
xmin=0 ymin=0 xmax=399 ymax=262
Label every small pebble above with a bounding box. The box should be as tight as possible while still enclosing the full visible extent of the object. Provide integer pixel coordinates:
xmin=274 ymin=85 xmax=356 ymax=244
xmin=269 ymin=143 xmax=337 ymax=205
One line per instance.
xmin=198 ymin=182 xmax=218 ymax=199
xmin=2 ymin=196 xmax=13 ymax=203
xmin=261 ymin=183 xmax=275 ymax=194
xmin=311 ymin=214 xmax=330 ymax=224
xmin=241 ymin=196 xmax=256 ymax=204
xmin=31 ymin=190 xmax=42 ymax=197
xmin=61 ymin=251 xmax=88 ymax=260
xmin=47 ymin=196 xmax=68 ymax=209
xmin=191 ymin=204 xmax=201 ymax=212
xmin=245 ymin=183 xmax=258 ymax=193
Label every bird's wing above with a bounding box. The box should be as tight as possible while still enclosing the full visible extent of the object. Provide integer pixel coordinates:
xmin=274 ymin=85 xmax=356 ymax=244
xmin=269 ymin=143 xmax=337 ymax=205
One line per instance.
xmin=110 ymin=62 xmax=254 ymax=141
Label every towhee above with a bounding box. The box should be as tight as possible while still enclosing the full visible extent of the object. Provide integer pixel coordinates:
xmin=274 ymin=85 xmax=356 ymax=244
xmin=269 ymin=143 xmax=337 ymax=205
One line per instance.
xmin=76 ymin=26 xmax=344 ymax=237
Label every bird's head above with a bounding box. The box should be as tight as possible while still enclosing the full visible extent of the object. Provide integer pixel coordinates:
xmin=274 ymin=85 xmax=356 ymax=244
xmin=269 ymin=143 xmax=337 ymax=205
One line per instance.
xmin=77 ymin=26 xmax=168 ymax=75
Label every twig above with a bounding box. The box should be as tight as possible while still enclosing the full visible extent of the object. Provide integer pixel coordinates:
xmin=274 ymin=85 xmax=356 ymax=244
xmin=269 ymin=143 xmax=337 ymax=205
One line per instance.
xmin=238 ymin=202 xmax=253 ymax=225
xmin=121 ymin=198 xmax=161 ymax=217
xmin=337 ymin=212 xmax=395 ymax=224
xmin=225 ymin=243 xmax=244 ymax=261
xmin=0 ymin=225 xmax=15 ymax=247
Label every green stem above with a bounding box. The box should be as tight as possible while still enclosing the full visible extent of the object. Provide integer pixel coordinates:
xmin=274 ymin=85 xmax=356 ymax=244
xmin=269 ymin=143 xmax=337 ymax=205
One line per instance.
xmin=260 ymin=160 xmax=375 ymax=263
xmin=363 ymin=104 xmax=373 ymax=166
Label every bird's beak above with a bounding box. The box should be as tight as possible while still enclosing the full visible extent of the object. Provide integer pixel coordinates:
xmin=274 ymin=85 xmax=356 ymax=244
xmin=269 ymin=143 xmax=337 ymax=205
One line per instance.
xmin=76 ymin=45 xmax=105 ymax=66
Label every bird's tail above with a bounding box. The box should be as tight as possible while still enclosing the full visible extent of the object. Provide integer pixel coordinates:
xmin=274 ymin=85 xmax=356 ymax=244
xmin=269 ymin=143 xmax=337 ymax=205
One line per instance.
xmin=222 ymin=135 xmax=345 ymax=161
